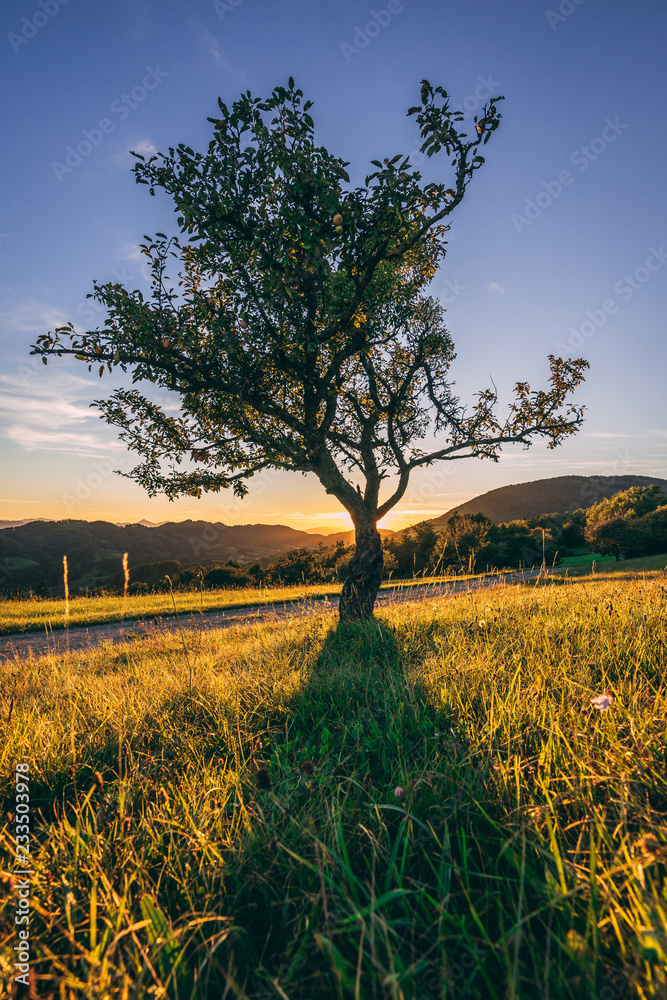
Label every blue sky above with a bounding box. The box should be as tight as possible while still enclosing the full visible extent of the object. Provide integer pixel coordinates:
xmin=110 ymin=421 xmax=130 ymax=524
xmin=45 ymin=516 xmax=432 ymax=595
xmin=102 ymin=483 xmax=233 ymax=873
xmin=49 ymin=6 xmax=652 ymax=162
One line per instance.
xmin=0 ymin=0 xmax=665 ymax=530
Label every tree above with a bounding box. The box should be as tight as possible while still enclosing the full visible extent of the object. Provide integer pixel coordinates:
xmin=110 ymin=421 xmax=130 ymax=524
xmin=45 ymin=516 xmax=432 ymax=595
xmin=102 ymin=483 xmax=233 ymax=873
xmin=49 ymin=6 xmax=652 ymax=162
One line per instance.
xmin=383 ymin=521 xmax=441 ymax=577
xmin=32 ymin=79 xmax=589 ymax=619
xmin=642 ymin=505 xmax=667 ymax=555
xmin=585 ymin=485 xmax=667 ymax=561
xmin=584 ymin=486 xmax=667 ymax=560
xmin=559 ymin=510 xmax=587 ymax=549
xmin=585 ymin=485 xmax=666 ymax=529
xmin=585 ymin=517 xmax=642 ymax=561
xmin=444 ymin=512 xmax=493 ymax=571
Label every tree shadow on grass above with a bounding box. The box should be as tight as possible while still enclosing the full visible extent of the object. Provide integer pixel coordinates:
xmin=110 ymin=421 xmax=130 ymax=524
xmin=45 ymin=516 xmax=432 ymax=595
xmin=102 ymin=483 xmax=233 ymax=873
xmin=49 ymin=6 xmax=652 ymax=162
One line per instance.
xmin=247 ymin=614 xmax=609 ymax=1000
xmin=232 ymin=616 xmax=521 ymax=998
xmin=284 ymin=616 xmax=409 ymax=776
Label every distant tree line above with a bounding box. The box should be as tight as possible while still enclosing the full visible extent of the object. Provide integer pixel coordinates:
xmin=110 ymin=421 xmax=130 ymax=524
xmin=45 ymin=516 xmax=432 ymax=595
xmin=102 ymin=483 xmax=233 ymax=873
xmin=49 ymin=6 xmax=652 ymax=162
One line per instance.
xmin=104 ymin=540 xmax=355 ymax=596
xmin=111 ymin=511 xmax=576 ymax=595
xmin=380 ymin=514 xmax=559 ymax=578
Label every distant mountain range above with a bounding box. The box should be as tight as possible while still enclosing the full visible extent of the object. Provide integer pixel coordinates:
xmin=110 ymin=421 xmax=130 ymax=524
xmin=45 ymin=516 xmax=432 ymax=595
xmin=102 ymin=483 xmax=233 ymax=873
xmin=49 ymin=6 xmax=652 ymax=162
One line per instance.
xmin=429 ymin=475 xmax=667 ymax=526
xmin=0 ymin=517 xmax=164 ymax=530
xmin=115 ymin=519 xmax=166 ymax=527
xmin=0 ymin=519 xmax=361 ymax=593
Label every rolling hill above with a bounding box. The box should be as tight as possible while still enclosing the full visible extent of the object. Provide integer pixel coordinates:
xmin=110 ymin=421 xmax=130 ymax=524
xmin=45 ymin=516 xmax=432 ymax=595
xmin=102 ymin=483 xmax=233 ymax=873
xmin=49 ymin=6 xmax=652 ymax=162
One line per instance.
xmin=430 ymin=475 xmax=667 ymax=526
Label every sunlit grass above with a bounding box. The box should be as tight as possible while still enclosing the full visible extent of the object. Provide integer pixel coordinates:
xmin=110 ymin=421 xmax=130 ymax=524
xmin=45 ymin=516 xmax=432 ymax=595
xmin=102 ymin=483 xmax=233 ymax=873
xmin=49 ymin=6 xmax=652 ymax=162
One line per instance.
xmin=1 ymin=568 xmax=666 ymax=997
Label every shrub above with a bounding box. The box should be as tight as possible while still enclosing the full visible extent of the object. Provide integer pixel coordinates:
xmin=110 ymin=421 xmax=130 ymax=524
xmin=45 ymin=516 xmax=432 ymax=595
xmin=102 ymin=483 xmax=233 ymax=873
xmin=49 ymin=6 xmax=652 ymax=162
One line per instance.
xmin=203 ymin=565 xmax=252 ymax=589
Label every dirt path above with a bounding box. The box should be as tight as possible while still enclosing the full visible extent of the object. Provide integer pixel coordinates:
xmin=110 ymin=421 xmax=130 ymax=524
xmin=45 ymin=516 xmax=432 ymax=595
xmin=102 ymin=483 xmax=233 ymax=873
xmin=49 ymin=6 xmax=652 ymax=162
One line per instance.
xmin=0 ymin=569 xmax=547 ymax=662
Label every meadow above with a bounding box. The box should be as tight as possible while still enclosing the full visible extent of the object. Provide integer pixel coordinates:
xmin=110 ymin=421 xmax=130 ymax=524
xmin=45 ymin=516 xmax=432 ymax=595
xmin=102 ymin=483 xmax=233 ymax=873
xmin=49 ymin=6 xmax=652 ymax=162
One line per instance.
xmin=1 ymin=566 xmax=666 ymax=999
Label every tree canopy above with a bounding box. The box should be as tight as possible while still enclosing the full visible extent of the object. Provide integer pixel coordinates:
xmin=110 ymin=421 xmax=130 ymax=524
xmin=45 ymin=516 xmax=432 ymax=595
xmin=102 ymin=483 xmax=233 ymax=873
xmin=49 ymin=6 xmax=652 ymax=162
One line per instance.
xmin=32 ymin=78 xmax=589 ymax=617
xmin=586 ymin=484 xmax=666 ymax=527
xmin=585 ymin=484 xmax=667 ymax=560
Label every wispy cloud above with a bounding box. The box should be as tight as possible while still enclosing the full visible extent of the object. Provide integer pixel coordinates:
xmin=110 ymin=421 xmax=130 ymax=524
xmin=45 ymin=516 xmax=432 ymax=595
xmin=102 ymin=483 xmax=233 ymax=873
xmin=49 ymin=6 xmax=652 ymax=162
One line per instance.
xmin=114 ymin=139 xmax=157 ymax=170
xmin=0 ymin=299 xmax=67 ymax=335
xmin=488 ymin=282 xmax=505 ymax=294
xmin=186 ymin=16 xmax=244 ymax=80
xmin=114 ymin=138 xmax=158 ymax=170
xmin=202 ymin=30 xmax=228 ymax=68
xmin=4 ymin=425 xmax=124 ymax=457
xmin=121 ymin=242 xmax=144 ymax=261
xmin=394 ymin=507 xmax=461 ymax=515
xmin=131 ymin=139 xmax=157 ymax=158
xmin=0 ymin=371 xmax=96 ymax=397
xmin=0 ymin=393 xmax=93 ymax=428
xmin=588 ymin=432 xmax=633 ymax=439
xmin=497 ymin=453 xmax=664 ymax=472
xmin=0 ymin=367 xmax=119 ymax=457
xmin=264 ymin=511 xmax=352 ymax=522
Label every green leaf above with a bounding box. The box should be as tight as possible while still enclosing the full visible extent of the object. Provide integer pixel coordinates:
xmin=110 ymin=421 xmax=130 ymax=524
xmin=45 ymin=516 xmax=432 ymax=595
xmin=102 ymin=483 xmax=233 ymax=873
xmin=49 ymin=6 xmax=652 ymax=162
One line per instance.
xmin=140 ymin=895 xmax=189 ymax=992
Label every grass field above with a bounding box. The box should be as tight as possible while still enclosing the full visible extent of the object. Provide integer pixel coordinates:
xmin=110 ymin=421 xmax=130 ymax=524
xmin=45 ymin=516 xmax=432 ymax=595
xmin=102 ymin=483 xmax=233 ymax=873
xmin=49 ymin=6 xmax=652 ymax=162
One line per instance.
xmin=558 ymin=552 xmax=667 ymax=575
xmin=1 ymin=567 xmax=666 ymax=998
xmin=0 ymin=572 xmax=498 ymax=638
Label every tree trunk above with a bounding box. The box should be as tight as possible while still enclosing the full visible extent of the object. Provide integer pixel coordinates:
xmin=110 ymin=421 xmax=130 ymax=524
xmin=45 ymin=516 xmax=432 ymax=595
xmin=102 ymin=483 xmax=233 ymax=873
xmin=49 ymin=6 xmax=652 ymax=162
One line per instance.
xmin=339 ymin=514 xmax=383 ymax=619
